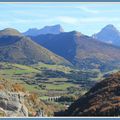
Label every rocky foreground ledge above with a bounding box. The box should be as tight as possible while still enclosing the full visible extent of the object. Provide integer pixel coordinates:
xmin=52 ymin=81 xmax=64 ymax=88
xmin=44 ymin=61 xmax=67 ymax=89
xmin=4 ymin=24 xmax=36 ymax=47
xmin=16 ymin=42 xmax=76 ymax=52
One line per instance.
xmin=0 ymin=78 xmax=46 ymax=117
xmin=0 ymin=91 xmax=28 ymax=117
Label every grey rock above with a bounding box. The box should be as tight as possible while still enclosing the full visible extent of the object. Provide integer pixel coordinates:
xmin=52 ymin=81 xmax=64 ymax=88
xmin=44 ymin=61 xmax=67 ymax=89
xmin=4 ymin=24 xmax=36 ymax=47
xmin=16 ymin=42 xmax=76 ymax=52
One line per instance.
xmin=0 ymin=91 xmax=28 ymax=117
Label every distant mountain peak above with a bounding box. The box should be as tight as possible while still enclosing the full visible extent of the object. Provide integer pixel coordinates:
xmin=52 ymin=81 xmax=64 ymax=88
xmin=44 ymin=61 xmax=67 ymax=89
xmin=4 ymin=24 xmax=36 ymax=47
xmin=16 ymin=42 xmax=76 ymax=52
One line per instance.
xmin=105 ymin=24 xmax=115 ymax=28
xmin=23 ymin=24 xmax=64 ymax=36
xmin=101 ymin=24 xmax=119 ymax=32
xmin=92 ymin=24 xmax=120 ymax=46
xmin=44 ymin=24 xmax=62 ymax=28
xmin=43 ymin=24 xmax=64 ymax=33
xmin=0 ymin=28 xmax=22 ymax=36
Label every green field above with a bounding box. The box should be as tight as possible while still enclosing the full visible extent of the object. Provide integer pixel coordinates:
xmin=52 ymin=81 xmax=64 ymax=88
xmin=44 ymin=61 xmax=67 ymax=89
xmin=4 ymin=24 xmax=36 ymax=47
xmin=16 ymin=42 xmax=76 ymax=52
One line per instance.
xmin=1 ymin=61 xmax=120 ymax=114
xmin=0 ymin=62 xmax=118 ymax=104
xmin=43 ymin=83 xmax=74 ymax=90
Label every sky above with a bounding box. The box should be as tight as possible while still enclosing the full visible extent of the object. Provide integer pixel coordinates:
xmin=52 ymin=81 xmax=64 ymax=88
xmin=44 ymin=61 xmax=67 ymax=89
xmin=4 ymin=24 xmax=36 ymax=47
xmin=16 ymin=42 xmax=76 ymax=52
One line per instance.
xmin=0 ymin=3 xmax=120 ymax=35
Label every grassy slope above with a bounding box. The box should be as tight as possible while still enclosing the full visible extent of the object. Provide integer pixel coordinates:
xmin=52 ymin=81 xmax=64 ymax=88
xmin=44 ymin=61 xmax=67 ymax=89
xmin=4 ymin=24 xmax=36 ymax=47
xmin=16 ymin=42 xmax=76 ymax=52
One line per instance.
xmin=31 ymin=31 xmax=120 ymax=71
xmin=0 ymin=35 xmax=71 ymax=66
xmin=0 ymin=62 xmax=118 ymax=93
xmin=0 ymin=62 xmax=97 ymax=95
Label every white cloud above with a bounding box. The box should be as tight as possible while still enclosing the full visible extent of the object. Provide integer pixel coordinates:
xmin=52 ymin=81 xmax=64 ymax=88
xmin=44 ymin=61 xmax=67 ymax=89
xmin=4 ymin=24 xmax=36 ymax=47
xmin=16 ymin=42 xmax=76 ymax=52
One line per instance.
xmin=75 ymin=17 xmax=120 ymax=24
xmin=57 ymin=16 xmax=78 ymax=24
xmin=77 ymin=6 xmax=100 ymax=14
xmin=56 ymin=16 xmax=120 ymax=25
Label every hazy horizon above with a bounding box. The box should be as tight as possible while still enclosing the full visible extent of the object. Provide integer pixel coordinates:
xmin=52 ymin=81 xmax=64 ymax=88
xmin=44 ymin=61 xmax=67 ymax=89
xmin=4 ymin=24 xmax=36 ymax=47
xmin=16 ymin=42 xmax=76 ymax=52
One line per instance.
xmin=0 ymin=3 xmax=120 ymax=35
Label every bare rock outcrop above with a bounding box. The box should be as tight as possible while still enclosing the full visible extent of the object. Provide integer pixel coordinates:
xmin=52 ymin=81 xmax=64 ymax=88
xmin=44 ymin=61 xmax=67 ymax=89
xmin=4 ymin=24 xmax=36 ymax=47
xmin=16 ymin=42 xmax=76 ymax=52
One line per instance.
xmin=0 ymin=91 xmax=28 ymax=117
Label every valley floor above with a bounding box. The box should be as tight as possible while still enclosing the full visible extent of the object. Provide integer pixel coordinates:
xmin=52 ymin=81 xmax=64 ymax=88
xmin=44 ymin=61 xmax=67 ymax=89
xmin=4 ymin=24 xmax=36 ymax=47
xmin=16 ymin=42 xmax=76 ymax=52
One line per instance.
xmin=0 ymin=62 xmax=119 ymax=117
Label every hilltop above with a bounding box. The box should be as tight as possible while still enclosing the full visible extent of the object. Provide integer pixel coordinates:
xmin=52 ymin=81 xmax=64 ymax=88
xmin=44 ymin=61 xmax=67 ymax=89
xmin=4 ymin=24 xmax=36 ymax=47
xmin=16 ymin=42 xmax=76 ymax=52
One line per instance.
xmin=0 ymin=28 xmax=71 ymax=66
xmin=92 ymin=24 xmax=120 ymax=46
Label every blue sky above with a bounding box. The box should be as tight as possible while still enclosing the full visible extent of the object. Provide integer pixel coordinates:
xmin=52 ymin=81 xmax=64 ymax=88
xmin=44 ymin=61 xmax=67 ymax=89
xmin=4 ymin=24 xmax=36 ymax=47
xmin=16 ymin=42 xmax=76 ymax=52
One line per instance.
xmin=0 ymin=3 xmax=120 ymax=35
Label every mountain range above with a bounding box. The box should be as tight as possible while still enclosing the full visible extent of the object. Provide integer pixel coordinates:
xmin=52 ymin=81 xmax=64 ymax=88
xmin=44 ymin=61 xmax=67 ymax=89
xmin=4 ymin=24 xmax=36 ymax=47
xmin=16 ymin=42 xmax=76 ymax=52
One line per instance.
xmin=0 ymin=28 xmax=71 ymax=65
xmin=1 ymin=24 xmax=120 ymax=72
xmin=23 ymin=24 xmax=64 ymax=36
xmin=92 ymin=24 xmax=120 ymax=47
xmin=31 ymin=30 xmax=120 ymax=71
xmin=24 ymin=24 xmax=120 ymax=47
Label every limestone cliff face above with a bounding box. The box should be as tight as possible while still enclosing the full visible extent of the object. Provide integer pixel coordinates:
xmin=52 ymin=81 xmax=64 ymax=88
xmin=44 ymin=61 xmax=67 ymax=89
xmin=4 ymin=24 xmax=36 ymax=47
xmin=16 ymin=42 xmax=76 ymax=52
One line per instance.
xmin=0 ymin=79 xmax=54 ymax=117
xmin=0 ymin=91 xmax=28 ymax=117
